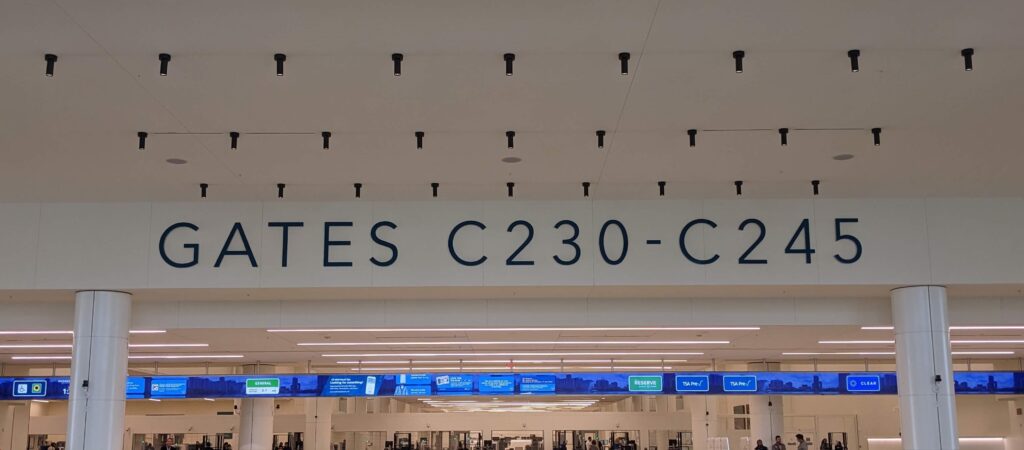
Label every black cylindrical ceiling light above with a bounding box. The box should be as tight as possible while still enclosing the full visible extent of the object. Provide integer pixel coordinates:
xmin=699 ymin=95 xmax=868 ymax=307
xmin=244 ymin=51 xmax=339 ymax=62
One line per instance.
xmin=504 ymin=53 xmax=516 ymax=76
xmin=596 ymin=130 xmax=606 ymax=149
xmin=274 ymin=53 xmax=286 ymax=76
xmin=229 ymin=131 xmax=240 ymax=149
xmin=431 ymin=182 xmax=439 ymax=198
xmin=415 ymin=131 xmax=425 ymax=149
xmin=734 ymin=180 xmax=743 ymax=196
xmin=732 ymin=50 xmax=745 ymax=73
xmin=961 ymin=48 xmax=974 ymax=71
xmin=847 ymin=49 xmax=860 ymax=73
xmin=44 ymin=54 xmax=58 ymax=77
xmin=137 ymin=132 xmax=148 ymax=150
xmin=277 ymin=183 xmax=286 ymax=198
xmin=618 ymin=52 xmax=630 ymax=75
xmin=658 ymin=181 xmax=666 ymax=197
xmin=321 ymin=131 xmax=332 ymax=149
xmin=200 ymin=183 xmax=209 ymax=199
xmin=507 ymin=182 xmax=515 ymax=198
xmin=159 ymin=53 xmax=172 ymax=76
xmin=812 ymin=180 xmax=820 ymax=196
xmin=354 ymin=183 xmax=363 ymax=198
xmin=687 ymin=129 xmax=698 ymax=147
xmin=871 ymin=127 xmax=882 ymax=146
xmin=582 ymin=182 xmax=591 ymax=197
xmin=506 ymin=130 xmax=516 ymax=149
xmin=392 ymin=53 xmax=404 ymax=76
xmin=778 ymin=128 xmax=789 ymax=146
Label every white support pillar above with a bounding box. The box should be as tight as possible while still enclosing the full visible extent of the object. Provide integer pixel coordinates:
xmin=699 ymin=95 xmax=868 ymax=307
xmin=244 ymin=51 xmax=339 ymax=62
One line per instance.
xmin=1008 ymin=400 xmax=1024 ymax=450
xmin=748 ymin=396 xmax=783 ymax=447
xmin=66 ymin=290 xmax=131 ymax=450
xmin=239 ymin=398 xmax=275 ymax=450
xmin=747 ymin=362 xmax=783 ymax=447
xmin=892 ymin=286 xmax=958 ymax=450
xmin=305 ymin=397 xmax=337 ymax=450
xmin=1 ymin=402 xmax=30 ymax=450
xmin=689 ymin=396 xmax=719 ymax=450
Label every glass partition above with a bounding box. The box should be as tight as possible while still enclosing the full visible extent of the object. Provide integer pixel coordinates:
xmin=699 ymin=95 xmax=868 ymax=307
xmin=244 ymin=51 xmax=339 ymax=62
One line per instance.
xmin=552 ymin=431 xmax=638 ymax=450
xmin=394 ymin=431 xmax=432 ymax=450
xmin=646 ymin=430 xmax=692 ymax=450
xmin=28 ymin=434 xmax=67 ymax=450
xmin=334 ymin=431 xmax=387 ymax=450
xmin=273 ymin=432 xmax=304 ymax=449
xmin=131 ymin=433 xmax=232 ymax=450
xmin=426 ymin=431 xmax=484 ymax=450
xmin=492 ymin=431 xmax=544 ymax=450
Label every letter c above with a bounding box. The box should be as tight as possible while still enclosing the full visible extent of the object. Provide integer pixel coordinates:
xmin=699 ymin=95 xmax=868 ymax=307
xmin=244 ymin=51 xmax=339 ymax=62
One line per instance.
xmin=448 ymin=220 xmax=487 ymax=266
xmin=679 ymin=218 xmax=719 ymax=265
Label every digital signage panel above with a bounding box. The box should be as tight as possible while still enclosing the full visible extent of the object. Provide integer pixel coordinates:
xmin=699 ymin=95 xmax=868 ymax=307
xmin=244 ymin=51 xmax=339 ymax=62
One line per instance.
xmin=675 ymin=375 xmax=710 ymax=392
xmin=12 ymin=380 xmax=47 ymax=398
xmin=322 ymin=375 xmax=381 ymax=397
xmin=478 ymin=374 xmax=515 ymax=394
xmin=150 ymin=377 xmax=188 ymax=398
xmin=1 ymin=371 xmax=1023 ymax=400
xmin=519 ymin=374 xmax=557 ymax=394
xmin=126 ymin=377 xmax=147 ymax=399
xmin=435 ymin=374 xmax=475 ymax=395
xmin=722 ymin=375 xmax=758 ymax=392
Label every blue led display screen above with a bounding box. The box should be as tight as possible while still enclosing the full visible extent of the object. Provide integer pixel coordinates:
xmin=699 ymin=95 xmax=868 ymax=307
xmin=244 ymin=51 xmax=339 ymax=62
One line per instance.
xmin=519 ymin=374 xmax=557 ymax=394
xmin=722 ymin=375 xmax=758 ymax=392
xmin=11 ymin=380 xmax=48 ymax=398
xmin=322 ymin=375 xmax=381 ymax=396
xmin=435 ymin=374 xmax=475 ymax=395
xmin=150 ymin=377 xmax=189 ymax=398
xmin=478 ymin=374 xmax=515 ymax=394
xmin=126 ymin=377 xmax=147 ymax=399
xmin=844 ymin=374 xmax=882 ymax=393
xmin=1 ymin=371 xmax=1021 ymax=400
xmin=675 ymin=375 xmax=710 ymax=392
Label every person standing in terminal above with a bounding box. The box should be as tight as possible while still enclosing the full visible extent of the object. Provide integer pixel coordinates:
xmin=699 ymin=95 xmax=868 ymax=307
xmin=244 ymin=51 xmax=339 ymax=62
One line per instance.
xmin=818 ymin=440 xmax=828 ymax=450
xmin=754 ymin=440 xmax=768 ymax=450
xmin=771 ymin=436 xmax=786 ymax=450
xmin=832 ymin=442 xmax=844 ymax=450
xmin=795 ymin=434 xmax=808 ymax=450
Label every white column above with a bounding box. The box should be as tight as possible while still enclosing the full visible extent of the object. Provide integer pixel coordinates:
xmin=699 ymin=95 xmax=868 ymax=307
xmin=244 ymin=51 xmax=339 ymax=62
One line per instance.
xmin=238 ymin=364 xmax=275 ymax=450
xmin=1008 ymin=400 xmax=1023 ymax=450
xmin=1 ymin=403 xmax=30 ymax=450
xmin=66 ymin=290 xmax=131 ymax=450
xmin=689 ymin=396 xmax=719 ymax=450
xmin=748 ymin=396 xmax=783 ymax=446
xmin=238 ymin=398 xmax=275 ymax=450
xmin=0 ymin=404 xmax=13 ymax=449
xmin=305 ymin=397 xmax=337 ymax=450
xmin=892 ymin=286 xmax=958 ymax=450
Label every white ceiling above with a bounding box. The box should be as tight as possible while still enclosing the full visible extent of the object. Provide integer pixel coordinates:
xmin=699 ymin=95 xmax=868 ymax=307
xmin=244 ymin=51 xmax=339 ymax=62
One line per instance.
xmin=2 ymin=326 xmax=1022 ymax=368
xmin=3 ymin=1 xmax=1024 ymax=201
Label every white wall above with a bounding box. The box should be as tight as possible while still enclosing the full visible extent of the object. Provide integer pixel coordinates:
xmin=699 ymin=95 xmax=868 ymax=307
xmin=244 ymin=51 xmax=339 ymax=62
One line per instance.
xmin=780 ymin=395 xmax=1011 ymax=450
xmin=866 ymin=438 xmax=1006 ymax=450
xmin=4 ymin=198 xmax=1024 ymax=291
xmin=1 ymin=296 xmax=1023 ymax=333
